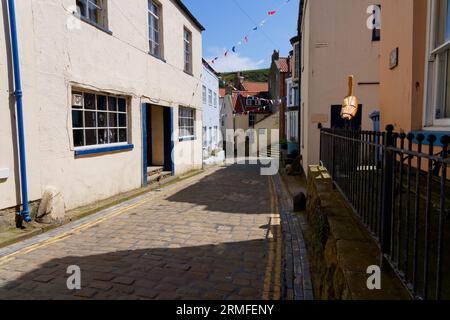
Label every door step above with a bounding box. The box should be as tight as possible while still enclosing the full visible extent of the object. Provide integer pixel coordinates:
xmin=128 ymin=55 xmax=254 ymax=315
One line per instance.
xmin=147 ymin=166 xmax=164 ymax=176
xmin=148 ymin=171 xmax=173 ymax=185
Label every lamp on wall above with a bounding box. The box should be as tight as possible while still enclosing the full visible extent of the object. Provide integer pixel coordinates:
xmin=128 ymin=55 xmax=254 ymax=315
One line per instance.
xmin=341 ymin=75 xmax=359 ymax=121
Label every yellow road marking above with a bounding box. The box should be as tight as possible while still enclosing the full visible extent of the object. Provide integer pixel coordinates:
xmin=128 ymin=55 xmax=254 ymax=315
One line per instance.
xmin=263 ymin=176 xmax=282 ymax=300
xmin=271 ymin=177 xmax=282 ymax=300
xmin=0 ymin=171 xmax=211 ymax=266
xmin=0 ymin=197 xmax=150 ymax=266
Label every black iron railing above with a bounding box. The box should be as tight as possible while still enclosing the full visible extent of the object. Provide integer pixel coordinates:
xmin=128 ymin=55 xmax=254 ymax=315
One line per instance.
xmin=319 ymin=125 xmax=450 ymax=300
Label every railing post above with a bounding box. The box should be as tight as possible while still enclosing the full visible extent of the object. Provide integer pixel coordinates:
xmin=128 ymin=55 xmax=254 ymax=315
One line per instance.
xmin=381 ymin=125 xmax=395 ymax=254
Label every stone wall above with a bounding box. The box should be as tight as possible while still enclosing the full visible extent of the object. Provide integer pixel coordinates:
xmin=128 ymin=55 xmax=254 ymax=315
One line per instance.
xmin=305 ymin=165 xmax=411 ymax=300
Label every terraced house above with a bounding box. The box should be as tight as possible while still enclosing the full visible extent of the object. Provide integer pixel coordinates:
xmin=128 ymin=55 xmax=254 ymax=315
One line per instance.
xmin=0 ymin=0 xmax=204 ymax=223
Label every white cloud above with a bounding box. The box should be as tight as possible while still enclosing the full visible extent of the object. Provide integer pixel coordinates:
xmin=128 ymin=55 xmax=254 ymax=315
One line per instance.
xmin=207 ymin=54 xmax=266 ymax=73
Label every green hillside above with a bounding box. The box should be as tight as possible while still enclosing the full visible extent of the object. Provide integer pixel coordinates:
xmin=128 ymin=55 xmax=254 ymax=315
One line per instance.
xmin=219 ymin=69 xmax=269 ymax=87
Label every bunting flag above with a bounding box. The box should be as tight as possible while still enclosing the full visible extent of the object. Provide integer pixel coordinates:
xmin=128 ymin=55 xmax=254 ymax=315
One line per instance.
xmin=210 ymin=0 xmax=293 ymax=65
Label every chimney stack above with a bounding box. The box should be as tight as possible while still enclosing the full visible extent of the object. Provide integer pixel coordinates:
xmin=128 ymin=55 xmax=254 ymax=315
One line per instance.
xmin=225 ymin=80 xmax=234 ymax=95
xmin=234 ymin=72 xmax=245 ymax=90
xmin=272 ymin=50 xmax=280 ymax=62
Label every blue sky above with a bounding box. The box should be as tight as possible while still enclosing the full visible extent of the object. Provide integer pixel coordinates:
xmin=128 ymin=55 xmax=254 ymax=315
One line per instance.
xmin=183 ymin=0 xmax=300 ymax=72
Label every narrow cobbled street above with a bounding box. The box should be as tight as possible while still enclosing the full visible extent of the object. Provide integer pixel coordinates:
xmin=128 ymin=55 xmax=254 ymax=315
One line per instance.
xmin=0 ymin=165 xmax=283 ymax=300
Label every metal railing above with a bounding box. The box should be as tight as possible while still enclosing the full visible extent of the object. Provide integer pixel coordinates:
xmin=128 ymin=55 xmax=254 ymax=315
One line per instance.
xmin=319 ymin=125 xmax=450 ymax=300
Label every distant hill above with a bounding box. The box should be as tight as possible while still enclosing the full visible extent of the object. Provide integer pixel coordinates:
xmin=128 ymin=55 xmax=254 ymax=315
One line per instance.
xmin=219 ymin=69 xmax=270 ymax=88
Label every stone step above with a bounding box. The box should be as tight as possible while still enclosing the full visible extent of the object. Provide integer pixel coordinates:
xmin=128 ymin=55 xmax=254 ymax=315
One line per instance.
xmin=148 ymin=171 xmax=173 ymax=185
xmin=147 ymin=166 xmax=164 ymax=176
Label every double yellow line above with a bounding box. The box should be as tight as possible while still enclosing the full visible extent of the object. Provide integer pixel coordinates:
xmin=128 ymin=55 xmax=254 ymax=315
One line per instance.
xmin=0 ymin=172 xmax=207 ymax=267
xmin=263 ymin=176 xmax=282 ymax=300
xmin=0 ymin=196 xmax=152 ymax=267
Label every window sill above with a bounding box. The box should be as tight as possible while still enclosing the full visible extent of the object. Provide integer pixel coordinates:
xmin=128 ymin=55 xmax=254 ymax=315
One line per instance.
xmin=77 ymin=15 xmax=113 ymax=35
xmin=149 ymin=52 xmax=166 ymax=63
xmin=184 ymin=70 xmax=194 ymax=77
xmin=75 ymin=144 xmax=134 ymax=156
xmin=179 ymin=136 xmax=196 ymax=142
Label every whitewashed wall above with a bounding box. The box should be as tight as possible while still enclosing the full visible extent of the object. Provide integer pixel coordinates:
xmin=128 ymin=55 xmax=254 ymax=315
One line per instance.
xmin=0 ymin=0 xmax=203 ymax=211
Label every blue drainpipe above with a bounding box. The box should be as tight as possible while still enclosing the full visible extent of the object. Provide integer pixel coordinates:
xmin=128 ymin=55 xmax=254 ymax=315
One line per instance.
xmin=7 ymin=0 xmax=31 ymax=223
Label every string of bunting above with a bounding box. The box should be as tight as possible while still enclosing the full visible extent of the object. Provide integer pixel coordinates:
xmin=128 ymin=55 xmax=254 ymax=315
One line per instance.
xmin=233 ymin=95 xmax=288 ymax=115
xmin=211 ymin=0 xmax=292 ymax=65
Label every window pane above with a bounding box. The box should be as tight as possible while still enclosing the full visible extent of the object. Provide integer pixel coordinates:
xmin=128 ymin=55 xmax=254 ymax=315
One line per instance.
xmin=108 ymin=96 xmax=117 ymax=111
xmin=87 ymin=2 xmax=96 ymax=22
xmin=88 ymin=1 xmax=100 ymax=24
xmin=149 ymin=0 xmax=158 ymax=15
xmin=73 ymin=130 xmax=84 ymax=147
xmin=435 ymin=51 xmax=450 ymax=119
xmin=108 ymin=112 xmax=118 ymax=127
xmin=97 ymin=112 xmax=107 ymax=127
xmin=98 ymin=129 xmax=108 ymax=144
xmin=84 ymin=93 xmax=96 ymax=110
xmin=85 ymin=111 xmax=96 ymax=127
xmin=72 ymin=110 xmax=83 ymax=128
xmin=109 ymin=129 xmax=118 ymax=143
xmin=85 ymin=129 xmax=97 ymax=146
xmin=97 ymin=95 xmax=107 ymax=110
xmin=119 ymin=129 xmax=127 ymax=142
xmin=154 ymin=30 xmax=160 ymax=46
xmin=76 ymin=0 xmax=87 ymax=18
xmin=437 ymin=0 xmax=450 ymax=46
xmin=118 ymin=113 xmax=127 ymax=127
xmin=118 ymin=98 xmax=127 ymax=112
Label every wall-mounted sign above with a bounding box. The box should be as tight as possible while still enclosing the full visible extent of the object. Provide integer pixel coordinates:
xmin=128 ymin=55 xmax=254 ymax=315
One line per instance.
xmin=389 ymin=48 xmax=399 ymax=69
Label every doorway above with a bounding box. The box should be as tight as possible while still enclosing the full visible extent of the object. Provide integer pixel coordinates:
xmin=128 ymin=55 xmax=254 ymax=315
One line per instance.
xmin=143 ymin=104 xmax=174 ymax=186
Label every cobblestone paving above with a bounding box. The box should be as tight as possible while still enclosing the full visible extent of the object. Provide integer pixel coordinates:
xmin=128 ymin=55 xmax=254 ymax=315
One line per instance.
xmin=0 ymin=165 xmax=280 ymax=300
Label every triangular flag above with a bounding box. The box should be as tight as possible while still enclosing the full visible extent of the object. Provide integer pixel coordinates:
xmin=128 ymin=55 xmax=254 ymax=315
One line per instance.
xmin=260 ymin=20 xmax=266 ymax=27
xmin=268 ymin=10 xmax=277 ymax=15
xmin=232 ymin=46 xmax=236 ymax=53
xmin=224 ymin=50 xmax=228 ymax=57
xmin=244 ymin=36 xmax=249 ymax=43
xmin=253 ymin=27 xmax=258 ymax=31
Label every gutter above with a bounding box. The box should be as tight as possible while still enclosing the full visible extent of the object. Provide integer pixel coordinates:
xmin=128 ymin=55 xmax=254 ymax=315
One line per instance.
xmin=7 ymin=0 xmax=31 ymax=223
